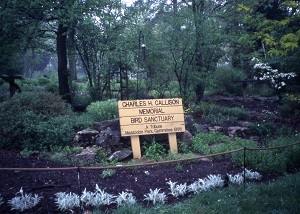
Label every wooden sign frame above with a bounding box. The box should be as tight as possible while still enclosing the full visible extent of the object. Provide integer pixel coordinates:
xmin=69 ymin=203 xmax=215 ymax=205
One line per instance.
xmin=118 ymin=98 xmax=185 ymax=158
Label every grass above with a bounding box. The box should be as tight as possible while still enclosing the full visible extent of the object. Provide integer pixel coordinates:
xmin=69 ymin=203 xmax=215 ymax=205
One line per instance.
xmin=113 ymin=172 xmax=300 ymax=214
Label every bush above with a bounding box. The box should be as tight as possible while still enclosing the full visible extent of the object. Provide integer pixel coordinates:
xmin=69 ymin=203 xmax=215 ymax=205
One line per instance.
xmin=191 ymin=102 xmax=249 ymax=125
xmin=244 ymin=135 xmax=300 ymax=174
xmin=279 ymin=93 xmax=300 ymax=119
xmin=0 ymin=92 xmax=75 ymax=150
xmin=191 ymin=132 xmax=232 ymax=154
xmin=143 ymin=140 xmax=166 ymax=161
xmin=86 ymin=99 xmax=118 ymax=122
xmin=211 ymin=66 xmax=246 ymax=96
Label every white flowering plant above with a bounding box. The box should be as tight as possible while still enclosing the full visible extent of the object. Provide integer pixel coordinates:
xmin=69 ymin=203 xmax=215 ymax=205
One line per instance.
xmin=252 ymin=58 xmax=296 ymax=90
xmin=80 ymin=184 xmax=116 ymax=208
xmin=115 ymin=191 xmax=136 ymax=207
xmin=7 ymin=187 xmax=40 ymax=212
xmin=144 ymin=188 xmax=167 ymax=205
xmin=167 ymin=181 xmax=187 ymax=197
xmin=55 ymin=192 xmax=80 ymax=212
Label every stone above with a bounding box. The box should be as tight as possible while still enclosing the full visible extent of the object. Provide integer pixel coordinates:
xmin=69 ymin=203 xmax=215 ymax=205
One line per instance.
xmin=208 ymin=126 xmax=223 ymax=132
xmin=228 ymin=126 xmax=250 ymax=138
xmin=95 ymin=127 xmax=121 ymax=147
xmin=184 ymin=115 xmax=197 ymax=135
xmin=108 ymin=149 xmax=132 ymax=162
xmin=181 ymin=130 xmax=192 ymax=145
xmin=73 ymin=129 xmax=99 ymax=147
xmin=73 ymin=147 xmax=97 ymax=163
xmin=93 ymin=119 xmax=120 ymax=132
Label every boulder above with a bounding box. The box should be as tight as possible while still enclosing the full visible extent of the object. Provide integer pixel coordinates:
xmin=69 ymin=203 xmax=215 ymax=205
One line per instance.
xmin=93 ymin=119 xmax=120 ymax=132
xmin=74 ymin=115 xmax=197 ymax=148
xmin=73 ymin=129 xmax=99 ymax=147
xmin=95 ymin=127 xmax=121 ymax=147
xmin=108 ymin=149 xmax=132 ymax=162
xmin=73 ymin=147 xmax=97 ymax=163
xmin=228 ymin=126 xmax=250 ymax=138
xmin=181 ymin=130 xmax=193 ymax=145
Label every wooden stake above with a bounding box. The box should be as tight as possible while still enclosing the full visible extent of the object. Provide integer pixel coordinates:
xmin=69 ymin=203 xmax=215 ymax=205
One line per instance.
xmin=168 ymin=133 xmax=178 ymax=154
xmin=130 ymin=135 xmax=141 ymax=158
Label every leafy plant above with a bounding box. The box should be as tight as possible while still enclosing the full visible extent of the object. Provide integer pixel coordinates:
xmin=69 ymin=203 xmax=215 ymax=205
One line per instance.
xmin=101 ymin=169 xmax=116 ymax=179
xmin=211 ymin=66 xmax=247 ymax=96
xmin=191 ymin=132 xmax=232 ymax=154
xmin=167 ymin=181 xmax=188 ymax=197
xmin=191 ymin=102 xmax=249 ymax=123
xmin=143 ymin=188 xmax=167 ymax=205
xmin=143 ymin=140 xmax=166 ymax=161
xmin=80 ymin=184 xmax=116 ymax=207
xmin=86 ymin=99 xmax=118 ymax=122
xmin=55 ymin=192 xmax=80 ymax=212
xmin=0 ymin=92 xmax=76 ymax=150
xmin=115 ymin=192 xmax=136 ymax=207
xmin=8 ymin=188 xmax=40 ymax=212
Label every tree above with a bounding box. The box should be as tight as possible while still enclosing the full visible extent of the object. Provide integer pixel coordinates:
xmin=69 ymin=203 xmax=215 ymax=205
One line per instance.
xmin=238 ymin=0 xmax=300 ymax=87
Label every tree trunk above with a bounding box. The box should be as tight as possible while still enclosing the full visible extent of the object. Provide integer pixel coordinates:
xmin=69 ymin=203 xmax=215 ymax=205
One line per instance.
xmin=57 ymin=23 xmax=72 ymax=103
xmin=68 ymin=28 xmax=77 ymax=80
xmin=192 ymin=0 xmax=205 ymax=102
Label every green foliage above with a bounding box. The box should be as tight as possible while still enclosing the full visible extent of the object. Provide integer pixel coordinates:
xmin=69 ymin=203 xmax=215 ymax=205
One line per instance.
xmin=248 ymin=122 xmax=277 ymax=138
xmin=86 ymin=99 xmax=118 ymax=122
xmin=101 ymin=169 xmax=116 ymax=179
xmin=191 ymin=102 xmax=249 ymax=125
xmin=244 ymin=135 xmax=300 ymax=174
xmin=210 ymin=66 xmax=247 ymax=96
xmin=114 ymin=173 xmax=300 ymax=214
xmin=191 ymin=132 xmax=232 ymax=154
xmin=143 ymin=140 xmax=166 ymax=161
xmin=279 ymin=93 xmax=300 ymax=119
xmin=0 ymin=92 xmax=75 ymax=150
xmin=94 ymin=148 xmax=109 ymax=165
xmin=249 ymin=122 xmax=293 ymax=140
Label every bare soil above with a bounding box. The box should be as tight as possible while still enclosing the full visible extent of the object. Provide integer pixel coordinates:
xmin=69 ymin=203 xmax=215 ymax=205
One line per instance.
xmin=0 ymin=95 xmax=298 ymax=214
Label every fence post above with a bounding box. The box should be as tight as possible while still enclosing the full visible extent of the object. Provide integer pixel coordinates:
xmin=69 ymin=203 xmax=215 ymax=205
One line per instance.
xmin=77 ymin=167 xmax=83 ymax=214
xmin=243 ymin=147 xmax=246 ymax=188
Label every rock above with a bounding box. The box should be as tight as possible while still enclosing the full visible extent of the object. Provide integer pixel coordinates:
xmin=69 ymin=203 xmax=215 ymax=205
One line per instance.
xmin=184 ymin=115 xmax=197 ymax=135
xmin=93 ymin=119 xmax=120 ymax=132
xmin=181 ymin=130 xmax=192 ymax=145
xmin=237 ymin=121 xmax=253 ymax=127
xmin=108 ymin=149 xmax=132 ymax=161
xmin=95 ymin=127 xmax=121 ymax=147
xmin=75 ymin=115 xmax=197 ymax=148
xmin=228 ymin=126 xmax=250 ymax=138
xmin=73 ymin=147 xmax=97 ymax=163
xmin=197 ymin=124 xmax=209 ymax=132
xmin=208 ymin=126 xmax=223 ymax=132
xmin=73 ymin=129 xmax=99 ymax=147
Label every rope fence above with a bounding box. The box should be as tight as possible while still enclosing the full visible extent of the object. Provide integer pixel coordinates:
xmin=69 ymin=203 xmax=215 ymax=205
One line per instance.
xmin=0 ymin=142 xmax=299 ymax=172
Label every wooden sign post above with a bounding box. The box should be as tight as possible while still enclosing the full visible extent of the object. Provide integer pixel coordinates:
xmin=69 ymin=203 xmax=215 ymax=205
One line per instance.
xmin=118 ymin=98 xmax=185 ymax=158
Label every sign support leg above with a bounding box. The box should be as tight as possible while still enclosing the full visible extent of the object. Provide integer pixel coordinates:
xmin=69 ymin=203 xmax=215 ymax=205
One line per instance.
xmin=131 ymin=135 xmax=141 ymax=158
xmin=168 ymin=133 xmax=178 ymax=154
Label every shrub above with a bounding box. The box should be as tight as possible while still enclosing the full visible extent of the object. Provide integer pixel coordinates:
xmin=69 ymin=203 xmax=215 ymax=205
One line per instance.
xmin=86 ymin=99 xmax=118 ymax=122
xmin=246 ymin=135 xmax=300 ymax=174
xmin=279 ymin=93 xmax=300 ymax=119
xmin=0 ymin=92 xmax=75 ymax=150
xmin=191 ymin=102 xmax=249 ymax=125
xmin=211 ymin=66 xmax=246 ymax=96
xmin=143 ymin=140 xmax=166 ymax=161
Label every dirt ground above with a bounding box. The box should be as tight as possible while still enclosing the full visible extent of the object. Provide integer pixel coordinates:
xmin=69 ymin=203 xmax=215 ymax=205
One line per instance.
xmin=0 ymin=150 xmax=277 ymax=214
xmin=0 ymin=95 xmax=298 ymax=213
